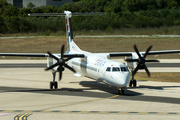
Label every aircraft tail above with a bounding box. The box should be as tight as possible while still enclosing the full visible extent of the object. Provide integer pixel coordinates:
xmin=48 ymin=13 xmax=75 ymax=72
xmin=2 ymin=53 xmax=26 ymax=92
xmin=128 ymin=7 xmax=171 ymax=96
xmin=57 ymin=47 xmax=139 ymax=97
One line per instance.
xmin=64 ymin=11 xmax=81 ymax=52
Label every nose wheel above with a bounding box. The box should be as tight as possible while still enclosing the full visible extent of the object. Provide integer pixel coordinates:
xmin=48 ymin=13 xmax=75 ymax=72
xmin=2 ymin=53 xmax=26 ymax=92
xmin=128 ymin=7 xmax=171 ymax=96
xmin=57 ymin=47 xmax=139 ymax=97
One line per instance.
xmin=118 ymin=88 xmax=125 ymax=95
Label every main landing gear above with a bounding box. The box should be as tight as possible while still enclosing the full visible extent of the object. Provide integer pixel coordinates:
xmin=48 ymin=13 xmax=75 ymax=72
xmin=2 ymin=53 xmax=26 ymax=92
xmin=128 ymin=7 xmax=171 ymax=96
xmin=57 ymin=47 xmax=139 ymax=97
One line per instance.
xmin=50 ymin=72 xmax=58 ymax=89
xmin=50 ymin=81 xmax=58 ymax=89
xmin=45 ymin=45 xmax=77 ymax=90
xmin=129 ymin=76 xmax=137 ymax=87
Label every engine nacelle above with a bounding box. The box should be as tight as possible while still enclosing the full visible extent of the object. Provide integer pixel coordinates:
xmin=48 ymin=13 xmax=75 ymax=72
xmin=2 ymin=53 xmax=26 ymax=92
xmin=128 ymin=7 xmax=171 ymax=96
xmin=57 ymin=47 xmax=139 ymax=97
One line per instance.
xmin=47 ymin=57 xmax=58 ymax=71
xmin=125 ymin=52 xmax=138 ymax=70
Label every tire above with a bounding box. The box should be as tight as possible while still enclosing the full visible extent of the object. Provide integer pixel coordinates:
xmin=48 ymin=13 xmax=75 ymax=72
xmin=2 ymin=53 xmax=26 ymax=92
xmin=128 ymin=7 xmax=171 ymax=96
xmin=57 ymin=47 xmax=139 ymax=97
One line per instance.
xmin=133 ymin=80 xmax=137 ymax=87
xmin=118 ymin=90 xmax=124 ymax=95
xmin=50 ymin=81 xmax=53 ymax=89
xmin=129 ymin=80 xmax=133 ymax=87
xmin=54 ymin=82 xmax=58 ymax=89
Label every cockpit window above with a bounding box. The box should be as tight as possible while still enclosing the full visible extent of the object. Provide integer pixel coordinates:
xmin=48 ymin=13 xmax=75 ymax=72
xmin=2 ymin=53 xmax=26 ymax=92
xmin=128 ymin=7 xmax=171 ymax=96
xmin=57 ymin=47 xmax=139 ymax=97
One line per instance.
xmin=112 ymin=67 xmax=120 ymax=72
xmin=106 ymin=67 xmax=111 ymax=72
xmin=121 ymin=67 xmax=128 ymax=72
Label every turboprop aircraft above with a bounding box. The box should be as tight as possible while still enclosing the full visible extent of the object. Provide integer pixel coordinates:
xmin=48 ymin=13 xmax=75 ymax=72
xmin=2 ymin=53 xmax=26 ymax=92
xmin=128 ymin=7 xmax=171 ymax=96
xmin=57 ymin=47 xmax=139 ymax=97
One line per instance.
xmin=1 ymin=11 xmax=180 ymax=95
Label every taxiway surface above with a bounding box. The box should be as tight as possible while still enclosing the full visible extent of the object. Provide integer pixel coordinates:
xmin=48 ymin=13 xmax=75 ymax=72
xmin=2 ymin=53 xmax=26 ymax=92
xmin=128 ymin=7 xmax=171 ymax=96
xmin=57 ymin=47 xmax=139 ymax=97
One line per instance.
xmin=0 ymin=60 xmax=180 ymax=120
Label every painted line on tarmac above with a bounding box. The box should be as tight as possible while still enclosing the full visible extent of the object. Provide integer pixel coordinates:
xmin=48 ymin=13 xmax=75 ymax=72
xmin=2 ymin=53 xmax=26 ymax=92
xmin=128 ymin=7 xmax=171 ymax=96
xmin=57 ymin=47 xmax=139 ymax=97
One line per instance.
xmin=14 ymin=113 xmax=32 ymax=120
xmin=0 ymin=110 xmax=180 ymax=116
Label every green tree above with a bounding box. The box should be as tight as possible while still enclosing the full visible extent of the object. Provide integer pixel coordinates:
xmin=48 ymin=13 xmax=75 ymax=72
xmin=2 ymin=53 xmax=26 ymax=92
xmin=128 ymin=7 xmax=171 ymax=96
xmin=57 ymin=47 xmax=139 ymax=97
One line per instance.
xmin=27 ymin=2 xmax=36 ymax=9
xmin=0 ymin=16 xmax=7 ymax=33
xmin=123 ymin=0 xmax=138 ymax=12
xmin=0 ymin=0 xmax=8 ymax=8
xmin=2 ymin=4 xmax=19 ymax=18
xmin=168 ymin=1 xmax=179 ymax=9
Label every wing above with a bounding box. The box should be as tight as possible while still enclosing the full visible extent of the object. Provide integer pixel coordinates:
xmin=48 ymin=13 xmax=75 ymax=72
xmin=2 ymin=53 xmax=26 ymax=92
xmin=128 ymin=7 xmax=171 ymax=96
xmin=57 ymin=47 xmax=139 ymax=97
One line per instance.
xmin=0 ymin=53 xmax=85 ymax=58
xmin=107 ymin=50 xmax=180 ymax=57
xmin=141 ymin=50 xmax=180 ymax=55
xmin=0 ymin=53 xmax=48 ymax=57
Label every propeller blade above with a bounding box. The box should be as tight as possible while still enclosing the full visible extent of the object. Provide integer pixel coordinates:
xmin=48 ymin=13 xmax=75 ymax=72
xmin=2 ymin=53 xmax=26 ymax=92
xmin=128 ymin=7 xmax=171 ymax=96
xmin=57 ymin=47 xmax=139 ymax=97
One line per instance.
xmin=132 ymin=64 xmax=141 ymax=76
xmin=45 ymin=63 xmax=58 ymax=71
xmin=145 ymin=60 xmax=159 ymax=62
xmin=134 ymin=45 xmax=142 ymax=59
xmin=47 ymin=51 xmax=59 ymax=61
xmin=61 ymin=45 xmax=65 ymax=59
xmin=144 ymin=46 xmax=152 ymax=58
xmin=144 ymin=65 xmax=151 ymax=76
xmin=64 ymin=64 xmax=76 ymax=73
xmin=59 ymin=71 xmax=62 ymax=80
xmin=125 ymin=59 xmax=139 ymax=62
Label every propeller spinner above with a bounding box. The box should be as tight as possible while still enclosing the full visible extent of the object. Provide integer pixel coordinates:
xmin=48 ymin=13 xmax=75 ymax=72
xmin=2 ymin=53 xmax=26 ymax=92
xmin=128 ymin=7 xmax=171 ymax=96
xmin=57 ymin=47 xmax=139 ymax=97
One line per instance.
xmin=45 ymin=45 xmax=76 ymax=80
xmin=125 ymin=45 xmax=159 ymax=77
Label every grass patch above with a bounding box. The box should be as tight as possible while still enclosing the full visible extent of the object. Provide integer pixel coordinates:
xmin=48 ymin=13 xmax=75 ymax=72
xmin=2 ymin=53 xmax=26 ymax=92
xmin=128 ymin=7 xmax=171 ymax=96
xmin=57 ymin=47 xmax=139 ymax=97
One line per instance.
xmin=135 ymin=73 xmax=180 ymax=83
xmin=1 ymin=36 xmax=180 ymax=59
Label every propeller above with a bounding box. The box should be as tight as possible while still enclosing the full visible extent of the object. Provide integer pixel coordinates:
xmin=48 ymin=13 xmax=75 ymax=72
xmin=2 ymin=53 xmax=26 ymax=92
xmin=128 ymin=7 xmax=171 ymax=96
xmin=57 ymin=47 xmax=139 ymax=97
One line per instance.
xmin=125 ymin=45 xmax=159 ymax=77
xmin=45 ymin=45 xmax=76 ymax=80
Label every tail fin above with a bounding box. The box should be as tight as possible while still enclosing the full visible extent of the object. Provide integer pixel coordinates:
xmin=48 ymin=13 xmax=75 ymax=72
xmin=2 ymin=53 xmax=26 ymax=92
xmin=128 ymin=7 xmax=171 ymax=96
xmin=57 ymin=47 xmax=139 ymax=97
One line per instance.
xmin=64 ymin=11 xmax=81 ymax=52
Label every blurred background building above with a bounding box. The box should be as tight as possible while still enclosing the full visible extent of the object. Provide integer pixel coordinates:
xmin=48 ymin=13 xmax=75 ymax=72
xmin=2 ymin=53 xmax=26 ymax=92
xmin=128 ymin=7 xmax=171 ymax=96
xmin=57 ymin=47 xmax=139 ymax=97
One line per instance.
xmin=6 ymin=0 xmax=73 ymax=8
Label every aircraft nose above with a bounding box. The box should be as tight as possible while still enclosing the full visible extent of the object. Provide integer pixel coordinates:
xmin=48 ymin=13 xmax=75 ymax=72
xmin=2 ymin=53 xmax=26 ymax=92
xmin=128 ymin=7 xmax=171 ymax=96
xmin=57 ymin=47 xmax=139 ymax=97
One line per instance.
xmin=115 ymin=72 xmax=130 ymax=87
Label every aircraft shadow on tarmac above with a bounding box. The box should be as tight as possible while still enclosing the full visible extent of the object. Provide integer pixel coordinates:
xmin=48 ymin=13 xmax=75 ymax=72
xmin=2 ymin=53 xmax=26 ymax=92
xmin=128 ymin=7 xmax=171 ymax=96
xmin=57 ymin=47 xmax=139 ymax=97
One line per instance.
xmin=1 ymin=81 xmax=180 ymax=104
xmin=137 ymin=85 xmax=180 ymax=90
xmin=0 ymin=81 xmax=142 ymax=96
xmin=78 ymin=81 xmax=142 ymax=96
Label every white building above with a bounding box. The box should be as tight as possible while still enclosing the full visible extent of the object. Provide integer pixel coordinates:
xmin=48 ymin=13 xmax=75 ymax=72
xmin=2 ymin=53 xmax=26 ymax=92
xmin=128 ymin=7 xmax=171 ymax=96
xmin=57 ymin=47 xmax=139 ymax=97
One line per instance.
xmin=6 ymin=0 xmax=73 ymax=8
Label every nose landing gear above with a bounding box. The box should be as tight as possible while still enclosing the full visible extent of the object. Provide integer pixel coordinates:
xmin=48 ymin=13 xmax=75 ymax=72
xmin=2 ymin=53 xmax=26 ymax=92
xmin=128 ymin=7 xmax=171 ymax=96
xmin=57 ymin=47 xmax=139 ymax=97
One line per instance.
xmin=118 ymin=87 xmax=125 ymax=95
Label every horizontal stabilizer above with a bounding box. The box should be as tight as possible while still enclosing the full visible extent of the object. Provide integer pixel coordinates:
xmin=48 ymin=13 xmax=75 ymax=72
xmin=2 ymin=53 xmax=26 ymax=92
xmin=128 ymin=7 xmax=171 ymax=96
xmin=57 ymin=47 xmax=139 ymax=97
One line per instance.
xmin=28 ymin=13 xmax=105 ymax=16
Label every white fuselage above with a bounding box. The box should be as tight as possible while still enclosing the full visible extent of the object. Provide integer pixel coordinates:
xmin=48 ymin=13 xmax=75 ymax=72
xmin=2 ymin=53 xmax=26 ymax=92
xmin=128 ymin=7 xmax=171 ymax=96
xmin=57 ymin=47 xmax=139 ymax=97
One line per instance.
xmin=66 ymin=51 xmax=131 ymax=88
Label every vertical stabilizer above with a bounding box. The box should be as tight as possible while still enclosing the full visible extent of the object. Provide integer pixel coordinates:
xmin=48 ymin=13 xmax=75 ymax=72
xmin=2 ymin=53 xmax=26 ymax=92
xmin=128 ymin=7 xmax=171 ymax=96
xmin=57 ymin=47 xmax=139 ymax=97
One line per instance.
xmin=64 ymin=11 xmax=81 ymax=52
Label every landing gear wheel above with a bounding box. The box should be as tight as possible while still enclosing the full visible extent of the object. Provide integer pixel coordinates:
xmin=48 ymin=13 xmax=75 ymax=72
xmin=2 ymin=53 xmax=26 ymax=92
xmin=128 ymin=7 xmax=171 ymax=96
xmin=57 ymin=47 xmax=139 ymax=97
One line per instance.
xmin=50 ymin=81 xmax=53 ymax=89
xmin=50 ymin=81 xmax=58 ymax=89
xmin=54 ymin=81 xmax=58 ymax=89
xmin=129 ymin=80 xmax=133 ymax=87
xmin=129 ymin=80 xmax=137 ymax=87
xmin=133 ymin=80 xmax=137 ymax=87
xmin=118 ymin=89 xmax=124 ymax=95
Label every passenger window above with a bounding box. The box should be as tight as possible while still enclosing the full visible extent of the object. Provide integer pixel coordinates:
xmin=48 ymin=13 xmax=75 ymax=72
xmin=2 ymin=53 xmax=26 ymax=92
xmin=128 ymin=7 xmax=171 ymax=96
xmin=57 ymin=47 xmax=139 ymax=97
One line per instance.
xmin=112 ymin=67 xmax=120 ymax=72
xmin=106 ymin=67 xmax=111 ymax=72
